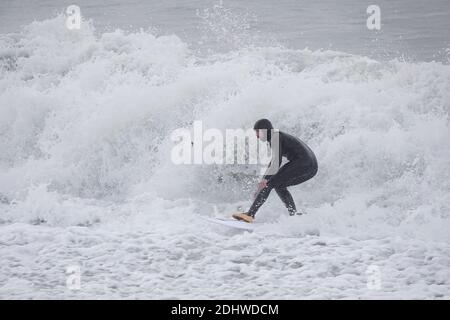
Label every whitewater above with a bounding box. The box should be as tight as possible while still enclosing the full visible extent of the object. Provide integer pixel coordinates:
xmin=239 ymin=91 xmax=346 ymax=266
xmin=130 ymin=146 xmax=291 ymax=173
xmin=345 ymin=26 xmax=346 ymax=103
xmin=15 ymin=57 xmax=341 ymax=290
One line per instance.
xmin=0 ymin=9 xmax=449 ymax=299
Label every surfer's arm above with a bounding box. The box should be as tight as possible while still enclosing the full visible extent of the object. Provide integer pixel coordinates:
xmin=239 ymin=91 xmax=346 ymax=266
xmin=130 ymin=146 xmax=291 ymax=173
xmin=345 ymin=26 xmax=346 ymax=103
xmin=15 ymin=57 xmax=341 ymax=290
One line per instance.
xmin=262 ymin=149 xmax=283 ymax=181
xmin=262 ymin=161 xmax=272 ymax=181
xmin=255 ymin=156 xmax=281 ymax=197
xmin=254 ymin=132 xmax=282 ymax=197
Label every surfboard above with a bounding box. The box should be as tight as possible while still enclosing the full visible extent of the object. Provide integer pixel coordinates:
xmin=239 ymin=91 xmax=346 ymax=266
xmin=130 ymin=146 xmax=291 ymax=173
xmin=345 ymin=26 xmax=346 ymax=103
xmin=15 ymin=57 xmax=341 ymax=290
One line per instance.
xmin=201 ymin=216 xmax=258 ymax=231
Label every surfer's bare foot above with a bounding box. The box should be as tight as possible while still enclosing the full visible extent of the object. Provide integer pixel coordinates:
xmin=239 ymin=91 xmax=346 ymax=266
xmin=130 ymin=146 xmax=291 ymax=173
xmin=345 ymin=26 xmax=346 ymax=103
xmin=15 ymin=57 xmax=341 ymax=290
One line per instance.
xmin=232 ymin=212 xmax=254 ymax=223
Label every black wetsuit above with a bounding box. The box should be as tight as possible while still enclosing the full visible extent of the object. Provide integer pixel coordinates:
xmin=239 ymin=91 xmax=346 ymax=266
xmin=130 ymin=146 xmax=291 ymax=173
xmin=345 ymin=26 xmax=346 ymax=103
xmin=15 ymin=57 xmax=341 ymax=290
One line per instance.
xmin=248 ymin=131 xmax=318 ymax=217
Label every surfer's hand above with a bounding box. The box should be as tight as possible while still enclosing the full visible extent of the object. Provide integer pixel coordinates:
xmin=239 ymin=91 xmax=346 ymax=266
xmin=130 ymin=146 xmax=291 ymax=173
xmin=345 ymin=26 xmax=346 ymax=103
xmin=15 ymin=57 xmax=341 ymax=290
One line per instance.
xmin=254 ymin=179 xmax=268 ymax=198
xmin=259 ymin=179 xmax=268 ymax=189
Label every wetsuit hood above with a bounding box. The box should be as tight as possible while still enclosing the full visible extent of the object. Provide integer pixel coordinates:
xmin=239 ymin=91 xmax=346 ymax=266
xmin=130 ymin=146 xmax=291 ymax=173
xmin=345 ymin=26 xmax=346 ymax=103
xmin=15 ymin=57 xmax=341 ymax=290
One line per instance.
xmin=254 ymin=119 xmax=274 ymax=141
xmin=253 ymin=119 xmax=273 ymax=130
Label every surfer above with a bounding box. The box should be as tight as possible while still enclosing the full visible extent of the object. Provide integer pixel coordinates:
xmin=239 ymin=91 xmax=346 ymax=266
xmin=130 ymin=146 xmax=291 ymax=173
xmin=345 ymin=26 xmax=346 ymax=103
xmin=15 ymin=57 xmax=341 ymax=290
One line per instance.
xmin=233 ymin=119 xmax=318 ymax=223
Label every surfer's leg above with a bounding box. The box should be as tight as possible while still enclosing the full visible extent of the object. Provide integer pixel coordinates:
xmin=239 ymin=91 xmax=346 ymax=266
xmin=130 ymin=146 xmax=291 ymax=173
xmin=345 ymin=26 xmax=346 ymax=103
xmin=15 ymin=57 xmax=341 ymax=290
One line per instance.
xmin=247 ymin=184 xmax=274 ymax=217
xmin=247 ymin=161 xmax=317 ymax=218
xmin=275 ymin=187 xmax=297 ymax=215
xmin=246 ymin=162 xmax=291 ymax=217
xmin=272 ymin=161 xmax=318 ymax=215
xmin=271 ymin=160 xmax=317 ymax=188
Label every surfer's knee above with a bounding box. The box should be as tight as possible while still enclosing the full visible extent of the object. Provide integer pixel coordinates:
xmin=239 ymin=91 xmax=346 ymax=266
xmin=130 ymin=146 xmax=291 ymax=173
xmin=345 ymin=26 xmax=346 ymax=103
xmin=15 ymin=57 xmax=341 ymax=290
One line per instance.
xmin=274 ymin=186 xmax=288 ymax=196
xmin=266 ymin=179 xmax=280 ymax=190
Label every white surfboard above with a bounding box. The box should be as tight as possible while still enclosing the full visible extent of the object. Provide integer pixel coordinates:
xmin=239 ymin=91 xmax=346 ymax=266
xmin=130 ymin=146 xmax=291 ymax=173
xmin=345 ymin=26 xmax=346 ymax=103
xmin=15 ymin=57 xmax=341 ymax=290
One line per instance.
xmin=201 ymin=216 xmax=259 ymax=231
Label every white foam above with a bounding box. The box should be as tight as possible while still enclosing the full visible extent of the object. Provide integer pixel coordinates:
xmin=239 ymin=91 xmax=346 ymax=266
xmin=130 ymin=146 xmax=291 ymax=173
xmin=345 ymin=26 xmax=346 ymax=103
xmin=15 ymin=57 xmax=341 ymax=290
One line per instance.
xmin=0 ymin=15 xmax=449 ymax=299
